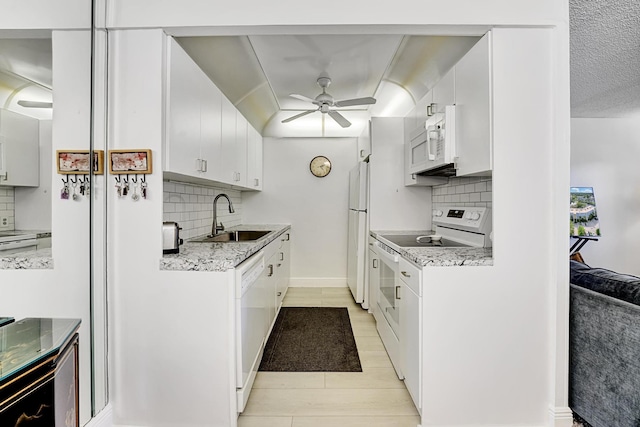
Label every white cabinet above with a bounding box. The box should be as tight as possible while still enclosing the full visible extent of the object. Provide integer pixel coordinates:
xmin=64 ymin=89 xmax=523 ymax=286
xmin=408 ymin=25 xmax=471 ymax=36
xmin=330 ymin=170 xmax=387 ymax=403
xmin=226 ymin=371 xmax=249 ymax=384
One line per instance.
xmin=455 ymin=33 xmax=492 ymax=176
xmin=275 ymin=231 xmax=291 ymax=308
xmin=199 ymin=78 xmax=222 ymax=181
xmin=247 ymin=124 xmax=263 ymax=190
xmin=165 ymin=37 xmax=263 ymax=190
xmin=0 ymin=109 xmax=39 ymax=187
xmin=220 ymin=99 xmax=249 ymax=187
xmin=398 ymin=257 xmax=422 ymax=412
xmin=357 ymin=120 xmax=372 ymax=160
xmin=220 ymin=96 xmax=237 ymax=184
xmin=431 ymin=68 xmax=455 ymax=113
xmin=166 ymin=38 xmax=221 ymax=179
xmin=368 ymin=243 xmax=380 ymax=308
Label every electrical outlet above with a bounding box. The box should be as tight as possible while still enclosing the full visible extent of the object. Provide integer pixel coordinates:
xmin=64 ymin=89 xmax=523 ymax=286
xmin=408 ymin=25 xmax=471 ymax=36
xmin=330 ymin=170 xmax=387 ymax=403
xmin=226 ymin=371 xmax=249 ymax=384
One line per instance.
xmin=1 ymin=217 xmax=8 ymax=226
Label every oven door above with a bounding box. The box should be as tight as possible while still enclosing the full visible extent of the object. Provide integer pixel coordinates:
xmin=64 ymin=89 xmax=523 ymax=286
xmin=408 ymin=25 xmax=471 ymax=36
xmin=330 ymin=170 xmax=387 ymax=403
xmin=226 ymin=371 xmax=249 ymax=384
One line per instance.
xmin=374 ymin=243 xmax=400 ymax=337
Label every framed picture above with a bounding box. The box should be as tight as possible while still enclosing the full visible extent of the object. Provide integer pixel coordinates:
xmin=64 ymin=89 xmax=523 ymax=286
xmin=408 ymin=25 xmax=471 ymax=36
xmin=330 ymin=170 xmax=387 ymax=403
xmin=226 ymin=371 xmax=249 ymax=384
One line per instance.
xmin=56 ymin=150 xmax=104 ymax=175
xmin=108 ymin=149 xmax=153 ymax=174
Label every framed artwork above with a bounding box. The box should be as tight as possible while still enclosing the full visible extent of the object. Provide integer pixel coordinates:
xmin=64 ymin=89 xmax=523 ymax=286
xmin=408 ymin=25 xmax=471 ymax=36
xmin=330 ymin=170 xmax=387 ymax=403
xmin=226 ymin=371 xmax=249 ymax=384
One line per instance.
xmin=108 ymin=149 xmax=153 ymax=174
xmin=56 ymin=150 xmax=104 ymax=175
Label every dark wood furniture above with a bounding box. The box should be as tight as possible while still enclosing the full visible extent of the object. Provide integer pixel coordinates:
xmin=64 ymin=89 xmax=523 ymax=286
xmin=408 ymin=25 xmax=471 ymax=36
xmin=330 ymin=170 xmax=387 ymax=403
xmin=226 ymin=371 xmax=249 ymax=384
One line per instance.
xmin=0 ymin=318 xmax=81 ymax=427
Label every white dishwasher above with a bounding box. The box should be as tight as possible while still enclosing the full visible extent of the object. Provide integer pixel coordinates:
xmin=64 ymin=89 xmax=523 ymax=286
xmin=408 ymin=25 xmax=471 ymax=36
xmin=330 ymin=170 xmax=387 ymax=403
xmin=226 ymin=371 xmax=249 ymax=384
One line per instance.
xmin=235 ymin=251 xmax=266 ymax=413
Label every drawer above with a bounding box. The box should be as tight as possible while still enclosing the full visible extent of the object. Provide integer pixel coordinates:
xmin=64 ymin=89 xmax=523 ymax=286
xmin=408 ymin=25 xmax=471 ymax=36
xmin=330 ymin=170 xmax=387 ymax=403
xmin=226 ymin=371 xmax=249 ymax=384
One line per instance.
xmin=399 ymin=257 xmax=421 ymax=297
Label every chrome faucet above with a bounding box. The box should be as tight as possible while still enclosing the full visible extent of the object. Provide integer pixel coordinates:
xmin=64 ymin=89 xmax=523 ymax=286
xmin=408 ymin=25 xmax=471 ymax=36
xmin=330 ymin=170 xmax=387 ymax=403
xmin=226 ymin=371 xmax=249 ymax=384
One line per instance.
xmin=211 ymin=193 xmax=235 ymax=236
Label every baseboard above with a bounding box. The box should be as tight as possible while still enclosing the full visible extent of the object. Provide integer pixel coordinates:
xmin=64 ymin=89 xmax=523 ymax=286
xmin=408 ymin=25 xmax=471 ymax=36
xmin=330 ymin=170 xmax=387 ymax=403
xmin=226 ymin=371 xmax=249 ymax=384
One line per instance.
xmin=289 ymin=278 xmax=347 ymax=287
xmin=549 ymin=405 xmax=574 ymax=427
xmin=84 ymin=404 xmax=112 ymax=427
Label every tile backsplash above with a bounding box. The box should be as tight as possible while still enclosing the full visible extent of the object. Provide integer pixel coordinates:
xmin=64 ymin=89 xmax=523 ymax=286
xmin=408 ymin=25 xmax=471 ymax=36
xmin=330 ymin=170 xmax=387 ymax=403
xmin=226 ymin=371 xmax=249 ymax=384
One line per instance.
xmin=0 ymin=187 xmax=15 ymax=231
xmin=431 ymin=176 xmax=492 ymax=210
xmin=163 ymin=181 xmax=242 ymax=240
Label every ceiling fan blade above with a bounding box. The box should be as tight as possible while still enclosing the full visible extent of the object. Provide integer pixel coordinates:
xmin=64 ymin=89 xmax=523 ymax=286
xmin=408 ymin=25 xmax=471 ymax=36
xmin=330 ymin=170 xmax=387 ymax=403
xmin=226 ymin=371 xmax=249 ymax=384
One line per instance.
xmin=333 ymin=97 xmax=376 ymax=108
xmin=17 ymin=100 xmax=53 ymax=108
xmin=289 ymin=94 xmax=319 ymax=105
xmin=328 ymin=110 xmax=351 ymax=128
xmin=281 ymin=110 xmax=317 ymax=123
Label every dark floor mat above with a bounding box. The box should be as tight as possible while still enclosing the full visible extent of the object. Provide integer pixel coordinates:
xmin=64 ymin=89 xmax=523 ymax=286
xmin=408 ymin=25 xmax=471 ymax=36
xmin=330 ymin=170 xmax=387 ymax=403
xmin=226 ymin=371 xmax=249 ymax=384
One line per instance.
xmin=259 ymin=307 xmax=362 ymax=372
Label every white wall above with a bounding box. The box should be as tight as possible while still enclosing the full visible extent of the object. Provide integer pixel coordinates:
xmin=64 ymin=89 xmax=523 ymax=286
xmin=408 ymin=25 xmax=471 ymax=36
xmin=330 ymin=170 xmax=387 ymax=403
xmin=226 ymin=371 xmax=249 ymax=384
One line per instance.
xmin=571 ymin=117 xmax=640 ymax=275
xmin=0 ymin=31 xmax=94 ymax=425
xmin=243 ymin=137 xmax=356 ymax=285
xmin=15 ymin=120 xmax=52 ymax=230
xmin=108 ymin=30 xmax=236 ymax=427
xmin=0 ymin=0 xmax=90 ymax=30
xmin=419 ymin=28 xmax=558 ymax=425
xmin=108 ymin=0 xmax=566 ymax=29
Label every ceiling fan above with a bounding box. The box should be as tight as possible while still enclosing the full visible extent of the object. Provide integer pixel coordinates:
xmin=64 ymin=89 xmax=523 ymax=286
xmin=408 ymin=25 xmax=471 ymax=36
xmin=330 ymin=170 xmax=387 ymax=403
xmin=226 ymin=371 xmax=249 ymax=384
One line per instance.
xmin=281 ymin=73 xmax=376 ymax=128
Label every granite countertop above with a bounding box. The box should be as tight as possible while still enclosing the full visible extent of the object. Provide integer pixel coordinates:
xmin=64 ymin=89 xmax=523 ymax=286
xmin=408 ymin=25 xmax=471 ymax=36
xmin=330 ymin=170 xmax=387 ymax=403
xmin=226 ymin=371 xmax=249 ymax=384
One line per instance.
xmin=0 ymin=230 xmax=53 ymax=270
xmin=370 ymin=230 xmax=493 ymax=267
xmin=160 ymin=224 xmax=291 ymax=272
xmin=0 ymin=248 xmax=53 ymax=270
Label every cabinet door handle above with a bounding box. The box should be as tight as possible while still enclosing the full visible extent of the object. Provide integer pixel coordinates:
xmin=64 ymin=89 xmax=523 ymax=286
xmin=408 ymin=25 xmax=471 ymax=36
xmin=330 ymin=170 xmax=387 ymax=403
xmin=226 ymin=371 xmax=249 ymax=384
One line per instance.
xmin=195 ymin=159 xmax=202 ymax=171
xmin=277 ymin=292 xmax=282 ymax=296
xmin=401 ymin=271 xmax=410 ymax=278
xmin=360 ymin=149 xmax=365 ymax=157
xmin=201 ymin=159 xmax=207 ymax=172
xmin=268 ymin=265 xmax=274 ymax=277
xmin=395 ymin=285 xmax=401 ymax=300
xmin=281 ymin=233 xmax=290 ymax=242
xmin=254 ymin=178 xmax=259 ymax=186
xmin=372 ymin=259 xmax=378 ymax=268
xmin=279 ymin=252 xmax=284 ymax=261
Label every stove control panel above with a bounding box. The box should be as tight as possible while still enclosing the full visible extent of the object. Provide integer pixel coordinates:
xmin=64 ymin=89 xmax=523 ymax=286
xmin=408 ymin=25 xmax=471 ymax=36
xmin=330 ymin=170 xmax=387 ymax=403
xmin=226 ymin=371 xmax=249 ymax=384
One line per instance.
xmin=432 ymin=206 xmax=491 ymax=233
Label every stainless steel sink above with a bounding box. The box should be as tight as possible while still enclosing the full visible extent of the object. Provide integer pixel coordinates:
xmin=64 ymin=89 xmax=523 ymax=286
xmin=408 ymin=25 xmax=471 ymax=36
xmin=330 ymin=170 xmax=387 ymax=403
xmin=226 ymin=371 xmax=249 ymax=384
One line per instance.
xmin=189 ymin=230 xmax=271 ymax=243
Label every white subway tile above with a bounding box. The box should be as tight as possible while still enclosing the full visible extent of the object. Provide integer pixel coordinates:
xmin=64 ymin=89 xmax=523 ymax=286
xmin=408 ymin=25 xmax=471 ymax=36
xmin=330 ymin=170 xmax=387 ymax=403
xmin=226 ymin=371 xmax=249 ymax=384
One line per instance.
xmin=460 ymin=193 xmax=470 ymax=202
xmin=481 ymin=192 xmax=492 ymax=202
xmin=474 ymin=182 xmax=487 ymax=192
xmin=469 ymin=193 xmax=481 ymax=202
xmin=464 ymin=184 xmax=476 ymax=193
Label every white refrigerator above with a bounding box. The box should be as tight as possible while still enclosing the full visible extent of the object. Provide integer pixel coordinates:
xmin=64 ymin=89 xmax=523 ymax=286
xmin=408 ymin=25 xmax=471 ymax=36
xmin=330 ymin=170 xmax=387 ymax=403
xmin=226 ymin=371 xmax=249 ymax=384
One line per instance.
xmin=347 ymin=162 xmax=368 ymax=308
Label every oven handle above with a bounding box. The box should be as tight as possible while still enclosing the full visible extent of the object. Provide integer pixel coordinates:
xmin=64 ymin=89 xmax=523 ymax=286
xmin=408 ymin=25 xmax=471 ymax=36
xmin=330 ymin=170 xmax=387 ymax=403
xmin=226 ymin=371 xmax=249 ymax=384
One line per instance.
xmin=374 ymin=242 xmax=399 ymax=264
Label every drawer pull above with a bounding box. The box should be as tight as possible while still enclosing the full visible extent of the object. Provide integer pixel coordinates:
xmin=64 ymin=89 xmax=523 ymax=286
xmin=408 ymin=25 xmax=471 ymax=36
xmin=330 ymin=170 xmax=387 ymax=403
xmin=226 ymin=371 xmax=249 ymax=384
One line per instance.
xmin=401 ymin=271 xmax=411 ymax=278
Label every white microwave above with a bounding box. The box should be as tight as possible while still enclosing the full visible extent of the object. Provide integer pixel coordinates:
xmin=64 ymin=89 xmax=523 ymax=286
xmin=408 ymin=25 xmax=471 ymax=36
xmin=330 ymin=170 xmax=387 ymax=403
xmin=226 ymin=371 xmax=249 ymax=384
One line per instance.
xmin=408 ymin=105 xmax=456 ymax=176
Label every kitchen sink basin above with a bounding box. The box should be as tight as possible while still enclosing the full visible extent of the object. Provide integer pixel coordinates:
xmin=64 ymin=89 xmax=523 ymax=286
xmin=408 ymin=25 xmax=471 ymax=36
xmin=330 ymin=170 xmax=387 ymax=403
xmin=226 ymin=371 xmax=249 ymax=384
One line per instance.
xmin=189 ymin=230 xmax=271 ymax=243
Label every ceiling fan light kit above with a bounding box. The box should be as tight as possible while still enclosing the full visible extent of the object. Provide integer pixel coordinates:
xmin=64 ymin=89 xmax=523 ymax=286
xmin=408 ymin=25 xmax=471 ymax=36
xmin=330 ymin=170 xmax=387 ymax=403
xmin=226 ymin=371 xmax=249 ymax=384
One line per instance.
xmin=282 ymin=73 xmax=376 ymax=128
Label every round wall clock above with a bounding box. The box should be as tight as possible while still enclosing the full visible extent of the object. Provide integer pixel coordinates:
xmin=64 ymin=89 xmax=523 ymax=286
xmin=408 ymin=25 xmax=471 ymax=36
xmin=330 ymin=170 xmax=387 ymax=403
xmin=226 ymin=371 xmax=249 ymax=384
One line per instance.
xmin=309 ymin=155 xmax=332 ymax=178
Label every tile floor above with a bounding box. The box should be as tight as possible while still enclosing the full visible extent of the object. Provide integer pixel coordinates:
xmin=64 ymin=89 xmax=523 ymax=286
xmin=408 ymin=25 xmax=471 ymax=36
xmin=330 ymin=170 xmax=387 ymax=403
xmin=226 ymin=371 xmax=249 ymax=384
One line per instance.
xmin=238 ymin=287 xmax=421 ymax=427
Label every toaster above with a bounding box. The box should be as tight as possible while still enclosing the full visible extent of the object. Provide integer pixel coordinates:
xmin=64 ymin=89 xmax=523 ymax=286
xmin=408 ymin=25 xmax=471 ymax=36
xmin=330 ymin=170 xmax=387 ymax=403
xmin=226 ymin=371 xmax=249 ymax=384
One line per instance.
xmin=162 ymin=221 xmax=183 ymax=254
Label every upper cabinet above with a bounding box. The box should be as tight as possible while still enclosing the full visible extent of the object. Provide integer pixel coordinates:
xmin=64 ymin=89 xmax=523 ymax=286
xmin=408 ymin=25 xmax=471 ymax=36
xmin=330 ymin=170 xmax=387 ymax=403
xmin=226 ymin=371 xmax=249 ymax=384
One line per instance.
xmin=165 ymin=38 xmax=262 ymax=190
xmin=403 ymin=32 xmax=493 ymax=185
xmin=455 ymin=33 xmax=492 ymax=176
xmin=357 ymin=120 xmax=371 ymax=160
xmin=247 ymin=124 xmax=263 ymax=191
xmin=0 ymin=109 xmax=39 ymax=187
xmin=430 ymin=69 xmax=455 ymax=114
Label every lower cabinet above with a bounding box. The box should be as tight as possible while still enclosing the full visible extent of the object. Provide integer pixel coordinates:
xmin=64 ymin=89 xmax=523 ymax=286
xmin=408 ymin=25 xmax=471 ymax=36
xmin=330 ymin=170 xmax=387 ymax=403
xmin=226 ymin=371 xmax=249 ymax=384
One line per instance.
xmin=236 ymin=229 xmax=291 ymax=413
xmin=399 ymin=260 xmax=422 ymax=412
xmin=275 ymin=232 xmax=291 ymax=308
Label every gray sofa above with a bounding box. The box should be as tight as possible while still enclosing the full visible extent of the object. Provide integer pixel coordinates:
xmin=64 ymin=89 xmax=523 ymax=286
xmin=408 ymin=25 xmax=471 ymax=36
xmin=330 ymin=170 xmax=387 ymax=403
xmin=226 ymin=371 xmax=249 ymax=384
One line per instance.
xmin=569 ymin=260 xmax=640 ymax=427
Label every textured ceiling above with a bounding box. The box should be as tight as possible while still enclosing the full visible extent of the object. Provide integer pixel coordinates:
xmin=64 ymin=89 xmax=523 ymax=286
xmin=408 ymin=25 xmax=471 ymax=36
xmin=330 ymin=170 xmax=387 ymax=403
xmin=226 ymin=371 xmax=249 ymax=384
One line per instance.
xmin=570 ymin=0 xmax=640 ymax=117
